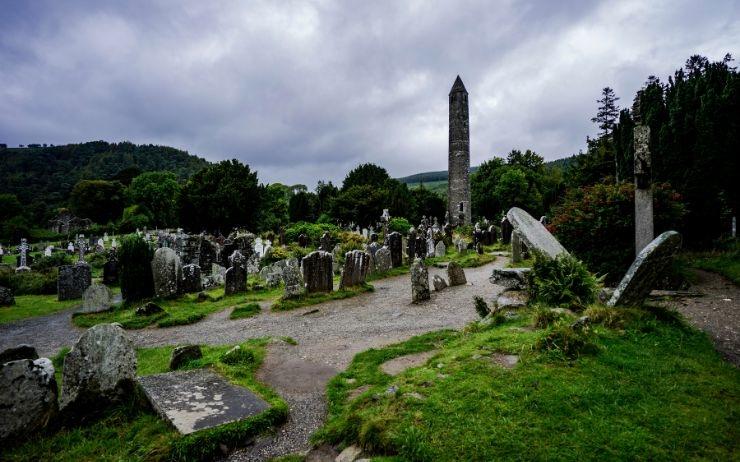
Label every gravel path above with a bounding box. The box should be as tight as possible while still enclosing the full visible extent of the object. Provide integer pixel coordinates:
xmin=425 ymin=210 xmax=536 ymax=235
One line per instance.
xmin=657 ymin=269 xmax=740 ymax=366
xmin=0 ymin=307 xmax=83 ymax=357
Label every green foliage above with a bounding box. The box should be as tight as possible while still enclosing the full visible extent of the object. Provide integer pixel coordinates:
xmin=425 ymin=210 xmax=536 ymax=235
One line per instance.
xmin=0 ymin=266 xmax=58 ymax=295
xmin=409 ymin=186 xmax=447 ymax=224
xmin=288 ymin=191 xmax=317 ymax=223
xmin=30 ymin=252 xmax=72 ymax=272
xmin=220 ymin=346 xmax=257 ymax=366
xmin=284 ymin=222 xmax=340 ymax=245
xmin=550 ymin=182 xmax=685 ymax=283
xmin=388 ymin=217 xmax=412 ymax=234
xmin=527 ymin=253 xmax=600 ymax=309
xmin=230 ymin=302 xmax=262 ymax=320
xmin=341 ymin=163 xmax=391 ymax=191
xmin=127 ymin=171 xmax=181 ymax=227
xmin=689 ymin=240 xmax=740 ymax=285
xmin=179 ymin=159 xmax=261 ymax=232
xmin=69 ymin=179 xmax=125 ymax=224
xmin=118 ymin=234 xmax=154 ymax=303
xmin=118 ymin=205 xmax=150 ymax=232
xmin=473 ymin=296 xmax=490 ymax=318
xmin=257 ymin=183 xmax=290 ymax=232
xmin=533 ymin=306 xmax=565 ymax=329
xmin=535 ymin=323 xmax=595 ymax=358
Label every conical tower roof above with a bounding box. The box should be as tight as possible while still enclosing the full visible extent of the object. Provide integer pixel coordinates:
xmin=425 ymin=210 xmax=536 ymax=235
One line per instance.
xmin=449 ymin=75 xmax=467 ymax=95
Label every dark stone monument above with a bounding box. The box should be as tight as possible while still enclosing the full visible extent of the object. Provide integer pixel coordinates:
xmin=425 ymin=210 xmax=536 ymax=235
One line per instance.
xmin=387 ymin=232 xmax=403 ymax=268
xmin=199 ymin=238 xmax=217 ymax=274
xmin=339 ymin=250 xmax=370 ymax=290
xmin=298 ymin=233 xmax=309 ymax=248
xmin=0 ymin=344 xmax=38 ymax=363
xmin=169 ymin=345 xmax=203 ymax=371
xmin=103 ymin=255 xmax=118 ymax=285
xmin=57 ymin=263 xmax=92 ymax=301
xmin=319 ymin=232 xmax=332 ymax=252
xmin=501 ymin=216 xmax=513 ymax=244
xmin=225 ymin=251 xmax=247 ymax=296
xmin=415 ymin=234 xmax=427 ymax=259
xmin=302 ymin=251 xmax=333 ymax=293
xmin=181 ymin=264 xmax=202 ymax=294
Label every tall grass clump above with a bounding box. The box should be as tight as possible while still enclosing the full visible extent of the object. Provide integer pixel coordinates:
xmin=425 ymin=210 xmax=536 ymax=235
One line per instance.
xmin=528 ymin=252 xmax=600 ymax=310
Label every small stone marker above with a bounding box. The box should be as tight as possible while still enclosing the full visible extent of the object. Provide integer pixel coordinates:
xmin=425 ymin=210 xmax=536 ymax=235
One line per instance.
xmin=79 ymin=283 xmax=113 ymax=314
xmin=432 ymin=274 xmax=448 ymax=291
xmin=506 ymin=207 xmax=568 ymax=260
xmin=225 ymin=251 xmax=247 ymax=295
xmin=169 ymin=345 xmax=203 ymax=370
xmin=489 ymin=268 xmax=531 ymax=291
xmin=0 ymin=344 xmax=38 ymax=364
xmin=435 ymin=240 xmax=446 ymax=257
xmin=607 ymin=231 xmax=682 ymax=307
xmin=302 ymin=251 xmax=333 ymax=293
xmin=447 ymin=261 xmax=467 ymax=286
xmin=152 ymin=247 xmax=182 ymax=298
xmin=410 ymin=258 xmax=430 ymax=303
xmin=103 ymin=255 xmax=118 ymax=285
xmin=373 ymin=247 xmax=392 ymax=273
xmin=339 ymin=250 xmax=370 ymax=290
xmin=57 ymin=263 xmax=92 ymax=301
xmin=137 ymin=369 xmax=269 ymax=435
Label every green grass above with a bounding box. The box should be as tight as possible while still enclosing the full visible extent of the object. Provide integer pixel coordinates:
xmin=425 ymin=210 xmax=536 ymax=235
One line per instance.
xmin=688 ymin=243 xmax=740 ymax=285
xmin=272 ymin=283 xmax=374 ymax=311
xmin=315 ymin=307 xmax=740 ymax=461
xmin=4 ymin=339 xmax=289 ymax=462
xmin=230 ymin=302 xmax=262 ymax=320
xmin=0 ymin=294 xmax=81 ymax=324
xmin=73 ymin=285 xmax=282 ymax=329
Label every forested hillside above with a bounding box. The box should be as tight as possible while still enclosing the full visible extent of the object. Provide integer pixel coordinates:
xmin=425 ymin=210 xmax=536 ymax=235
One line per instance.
xmin=0 ymin=141 xmax=209 ymax=223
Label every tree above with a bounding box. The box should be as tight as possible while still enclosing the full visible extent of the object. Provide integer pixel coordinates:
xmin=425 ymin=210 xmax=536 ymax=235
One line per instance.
xmin=69 ymin=180 xmax=125 ymax=224
xmin=410 ymin=186 xmax=446 ymax=224
xmin=256 ymin=183 xmax=289 ymax=232
xmin=341 ymin=163 xmax=391 ymax=191
xmin=127 ymin=171 xmax=181 ymax=228
xmin=119 ymin=234 xmax=154 ymax=303
xmin=179 ymin=160 xmax=261 ymax=233
xmin=591 ymin=87 xmax=620 ymax=138
xmin=289 ymin=191 xmax=317 ymax=223
xmin=0 ymin=194 xmax=22 ymax=222
xmin=315 ymin=181 xmax=338 ymax=217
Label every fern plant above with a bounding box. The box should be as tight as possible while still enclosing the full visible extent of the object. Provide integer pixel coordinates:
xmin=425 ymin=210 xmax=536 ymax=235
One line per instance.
xmin=528 ymin=252 xmax=601 ymax=309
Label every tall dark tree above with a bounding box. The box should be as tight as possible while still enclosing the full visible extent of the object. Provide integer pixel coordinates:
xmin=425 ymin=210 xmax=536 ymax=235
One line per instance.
xmin=69 ymin=180 xmax=125 ymax=224
xmin=591 ymin=87 xmax=620 ymax=138
xmin=288 ymin=191 xmax=317 ymax=223
xmin=341 ymin=163 xmax=391 ymax=191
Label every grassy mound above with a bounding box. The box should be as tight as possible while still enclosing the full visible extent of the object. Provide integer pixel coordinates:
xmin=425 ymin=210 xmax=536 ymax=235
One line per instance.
xmin=314 ymin=307 xmax=739 ymax=460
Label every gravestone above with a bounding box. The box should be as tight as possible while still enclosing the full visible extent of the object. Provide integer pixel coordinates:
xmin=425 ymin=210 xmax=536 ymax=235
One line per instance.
xmin=137 ymin=369 xmax=269 ymax=435
xmin=181 ymin=264 xmax=202 ymax=293
xmin=103 ymin=254 xmax=118 ymax=285
xmin=607 ymin=231 xmax=682 ymax=307
xmin=387 ymin=232 xmax=403 ymax=268
xmin=319 ymin=232 xmax=332 ymax=252
xmin=407 ymin=227 xmax=417 ymax=261
xmin=302 ymin=251 xmax=333 ymax=293
xmin=415 ymin=235 xmax=426 ymax=259
xmin=435 ymin=240 xmax=446 ymax=257
xmin=427 ymin=238 xmax=435 ymax=256
xmin=60 ymin=324 xmax=137 ymax=412
xmin=265 ymin=271 xmax=282 ymax=288
xmin=432 ymin=274 xmax=448 ymax=291
xmin=447 ymin=261 xmax=467 ymax=286
xmin=339 ymin=250 xmax=370 ymax=290
xmin=0 ymin=286 xmax=15 ymax=306
xmin=410 ymin=258 xmax=430 ymax=303
xmin=225 ymin=251 xmax=247 ymax=296
xmin=169 ymin=345 xmax=203 ymax=370
xmin=199 ymin=238 xmax=217 ymax=274
xmin=16 ymin=238 xmax=30 ymax=273
xmin=282 ymin=265 xmax=304 ymax=298
xmin=373 ymin=246 xmax=392 ymax=273
xmin=0 ymin=358 xmax=58 ymax=443
xmin=506 ymin=207 xmax=568 ymax=260
xmin=58 ymin=263 xmax=92 ymax=301
xmin=79 ymin=283 xmax=113 ymax=314
xmin=501 ymin=216 xmax=513 ymax=244
xmin=152 ymin=247 xmax=182 ymax=298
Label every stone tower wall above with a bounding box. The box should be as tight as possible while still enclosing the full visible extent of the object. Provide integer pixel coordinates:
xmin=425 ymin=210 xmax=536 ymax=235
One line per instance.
xmin=448 ymin=77 xmax=471 ymax=225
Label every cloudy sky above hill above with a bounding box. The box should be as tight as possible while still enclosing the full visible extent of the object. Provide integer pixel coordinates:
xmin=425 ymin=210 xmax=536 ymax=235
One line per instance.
xmin=1 ymin=0 xmax=737 ymax=185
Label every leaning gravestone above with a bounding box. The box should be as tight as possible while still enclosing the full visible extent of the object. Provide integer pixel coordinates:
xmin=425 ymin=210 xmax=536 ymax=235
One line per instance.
xmin=181 ymin=264 xmax=202 ymax=294
xmin=607 ymin=231 xmax=682 ymax=307
xmin=137 ymin=368 xmax=269 ymax=435
xmin=387 ymin=232 xmax=403 ymax=268
xmin=0 ymin=358 xmax=58 ymax=443
xmin=447 ymin=261 xmax=467 ymax=286
xmin=152 ymin=247 xmax=182 ymax=298
xmin=60 ymin=323 xmax=137 ymax=412
xmin=0 ymin=286 xmax=15 ymax=306
xmin=373 ymin=246 xmax=392 ymax=273
xmin=410 ymin=258 xmax=430 ymax=303
xmin=79 ymin=283 xmax=113 ymax=314
xmin=282 ymin=265 xmax=304 ymax=298
xmin=339 ymin=250 xmax=370 ymax=290
xmin=506 ymin=207 xmax=568 ymax=260
xmin=302 ymin=251 xmax=333 ymax=293
xmin=58 ymin=263 xmax=92 ymax=301
xmin=435 ymin=240 xmax=446 ymax=257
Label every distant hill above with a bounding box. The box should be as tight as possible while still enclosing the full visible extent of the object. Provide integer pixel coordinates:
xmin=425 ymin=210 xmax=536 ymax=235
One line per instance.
xmin=0 ymin=140 xmax=209 ymax=214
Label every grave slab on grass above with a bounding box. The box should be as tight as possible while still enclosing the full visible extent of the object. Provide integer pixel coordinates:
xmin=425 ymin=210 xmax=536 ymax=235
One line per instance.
xmin=137 ymin=368 xmax=269 ymax=434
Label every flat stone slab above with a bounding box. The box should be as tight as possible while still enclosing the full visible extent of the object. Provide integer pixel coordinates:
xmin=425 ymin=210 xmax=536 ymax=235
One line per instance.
xmin=380 ymin=350 xmax=437 ymax=376
xmin=608 ymin=231 xmax=682 ymax=307
xmin=506 ymin=207 xmax=568 ymax=259
xmin=137 ymin=369 xmax=269 ymax=435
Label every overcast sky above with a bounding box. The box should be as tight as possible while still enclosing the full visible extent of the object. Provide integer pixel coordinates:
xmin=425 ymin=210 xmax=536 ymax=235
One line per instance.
xmin=1 ymin=1 xmax=737 ymax=186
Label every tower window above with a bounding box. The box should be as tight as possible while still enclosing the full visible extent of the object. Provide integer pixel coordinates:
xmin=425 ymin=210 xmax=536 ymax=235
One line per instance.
xmin=459 ymin=202 xmax=464 ymax=212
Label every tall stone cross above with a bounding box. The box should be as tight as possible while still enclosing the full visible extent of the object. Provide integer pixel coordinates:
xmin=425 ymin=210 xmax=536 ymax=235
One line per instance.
xmin=18 ymin=238 xmax=29 ymax=268
xmin=76 ymin=234 xmax=86 ymax=263
xmin=632 ymin=91 xmax=654 ymax=255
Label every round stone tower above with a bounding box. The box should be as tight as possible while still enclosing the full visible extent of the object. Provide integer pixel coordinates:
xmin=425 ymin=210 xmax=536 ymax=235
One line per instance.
xmin=448 ymin=75 xmax=471 ymax=225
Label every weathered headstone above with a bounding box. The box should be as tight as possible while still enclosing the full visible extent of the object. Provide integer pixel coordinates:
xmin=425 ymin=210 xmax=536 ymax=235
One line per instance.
xmin=506 ymin=207 xmax=568 ymax=260
xmin=511 ymin=230 xmax=522 ymax=263
xmin=282 ymin=265 xmax=304 ymax=298
xmin=387 ymin=232 xmax=403 ymax=268
xmin=58 ymin=263 xmax=92 ymax=301
xmin=410 ymin=258 xmax=430 ymax=303
xmin=432 ymin=274 xmax=448 ymax=291
xmin=16 ymin=238 xmax=30 ymax=273
xmin=427 ymin=238 xmax=435 ymax=257
xmin=152 ymin=247 xmax=182 ymax=298
xmin=447 ymin=261 xmax=467 ymax=286
xmin=103 ymin=254 xmax=118 ymax=285
xmin=607 ymin=231 xmax=682 ymax=307
xmin=0 ymin=358 xmax=58 ymax=443
xmin=79 ymin=283 xmax=113 ymax=314
xmin=302 ymin=251 xmax=333 ymax=293
xmin=435 ymin=240 xmax=446 ymax=257
xmin=181 ymin=264 xmax=202 ymax=293
xmin=60 ymin=324 xmax=137 ymax=412
xmin=0 ymin=286 xmax=15 ymax=306
xmin=489 ymin=268 xmax=531 ymax=291
xmin=415 ymin=235 xmax=427 ymax=259
xmin=199 ymin=238 xmax=217 ymax=274
xmin=339 ymin=250 xmax=370 ymax=290
xmin=373 ymin=246 xmax=392 ymax=273
xmin=298 ymin=233 xmax=309 ymax=248
xmin=225 ymin=251 xmax=247 ymax=296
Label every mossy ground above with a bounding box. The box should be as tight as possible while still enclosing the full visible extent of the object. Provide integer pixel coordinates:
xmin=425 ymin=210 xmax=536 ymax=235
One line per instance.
xmin=314 ymin=306 xmax=740 ymax=461
xmin=271 ymin=283 xmax=374 ymax=312
xmin=4 ymin=339 xmax=288 ymax=462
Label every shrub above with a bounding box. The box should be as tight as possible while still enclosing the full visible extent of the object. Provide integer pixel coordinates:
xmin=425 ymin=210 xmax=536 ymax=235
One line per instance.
xmin=284 ymin=222 xmax=340 ymax=246
xmin=220 ymin=346 xmax=256 ymax=366
xmin=533 ymin=307 xmax=564 ymax=329
xmin=388 ymin=217 xmax=412 ymax=234
xmin=0 ymin=267 xmax=58 ymax=295
xmin=119 ymin=234 xmax=154 ymax=303
xmin=528 ymin=253 xmax=600 ymax=310
xmin=473 ymin=296 xmax=490 ymax=318
xmin=30 ymin=252 xmax=72 ymax=272
xmin=550 ymin=182 xmax=685 ymax=284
